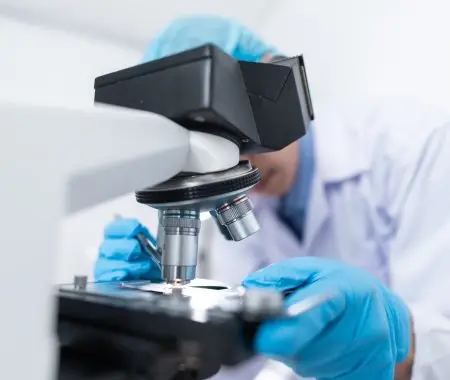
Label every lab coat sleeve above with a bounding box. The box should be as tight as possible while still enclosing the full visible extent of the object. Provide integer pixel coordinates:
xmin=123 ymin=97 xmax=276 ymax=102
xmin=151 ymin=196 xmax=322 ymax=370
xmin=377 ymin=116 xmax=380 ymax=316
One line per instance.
xmin=388 ymin=122 xmax=450 ymax=379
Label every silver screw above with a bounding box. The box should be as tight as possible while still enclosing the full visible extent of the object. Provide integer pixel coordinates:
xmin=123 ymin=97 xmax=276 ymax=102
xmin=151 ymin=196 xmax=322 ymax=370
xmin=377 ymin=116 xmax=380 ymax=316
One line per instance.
xmin=73 ymin=275 xmax=88 ymax=290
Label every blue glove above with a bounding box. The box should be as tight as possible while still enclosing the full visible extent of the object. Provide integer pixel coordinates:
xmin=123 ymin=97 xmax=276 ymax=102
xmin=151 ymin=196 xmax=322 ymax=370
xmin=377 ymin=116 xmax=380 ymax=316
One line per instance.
xmin=243 ymin=257 xmax=411 ymax=380
xmin=94 ymin=218 xmax=161 ymax=282
xmin=142 ymin=15 xmax=278 ymax=63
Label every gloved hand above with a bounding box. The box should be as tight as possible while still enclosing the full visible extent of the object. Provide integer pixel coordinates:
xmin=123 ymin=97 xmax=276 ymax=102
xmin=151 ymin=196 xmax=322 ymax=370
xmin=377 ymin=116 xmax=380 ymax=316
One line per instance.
xmin=142 ymin=15 xmax=278 ymax=63
xmin=243 ymin=257 xmax=412 ymax=380
xmin=94 ymin=218 xmax=161 ymax=282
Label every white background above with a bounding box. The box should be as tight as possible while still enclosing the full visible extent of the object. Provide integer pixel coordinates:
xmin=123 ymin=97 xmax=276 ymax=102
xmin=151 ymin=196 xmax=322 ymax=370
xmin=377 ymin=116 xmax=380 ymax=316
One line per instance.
xmin=1 ymin=0 xmax=450 ymax=282
xmin=261 ymin=0 xmax=450 ymax=109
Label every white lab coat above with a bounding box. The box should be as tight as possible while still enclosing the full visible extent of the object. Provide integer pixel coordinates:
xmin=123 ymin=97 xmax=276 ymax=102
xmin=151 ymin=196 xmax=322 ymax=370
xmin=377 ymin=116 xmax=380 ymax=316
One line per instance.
xmin=207 ymin=98 xmax=450 ymax=380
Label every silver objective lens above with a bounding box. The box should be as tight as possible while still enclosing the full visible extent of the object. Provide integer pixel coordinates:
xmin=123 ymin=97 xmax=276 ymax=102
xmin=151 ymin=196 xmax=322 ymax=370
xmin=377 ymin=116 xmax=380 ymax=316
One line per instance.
xmin=214 ymin=195 xmax=260 ymax=241
xmin=158 ymin=210 xmax=201 ymax=284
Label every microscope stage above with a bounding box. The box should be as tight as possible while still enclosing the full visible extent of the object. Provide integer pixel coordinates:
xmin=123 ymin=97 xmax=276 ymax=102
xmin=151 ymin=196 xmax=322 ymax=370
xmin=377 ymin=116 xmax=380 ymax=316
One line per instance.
xmin=57 ymin=279 xmax=285 ymax=379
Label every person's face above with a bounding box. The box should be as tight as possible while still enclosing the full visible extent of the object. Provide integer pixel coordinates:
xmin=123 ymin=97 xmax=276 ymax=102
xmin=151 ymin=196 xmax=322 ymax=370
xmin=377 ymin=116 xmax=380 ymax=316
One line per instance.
xmin=242 ymin=141 xmax=299 ymax=197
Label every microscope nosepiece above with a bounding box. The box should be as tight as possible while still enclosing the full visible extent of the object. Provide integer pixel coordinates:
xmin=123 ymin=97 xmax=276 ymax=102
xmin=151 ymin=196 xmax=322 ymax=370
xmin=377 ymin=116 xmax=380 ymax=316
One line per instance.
xmin=136 ymin=162 xmax=263 ymax=283
xmin=214 ymin=196 xmax=260 ymax=241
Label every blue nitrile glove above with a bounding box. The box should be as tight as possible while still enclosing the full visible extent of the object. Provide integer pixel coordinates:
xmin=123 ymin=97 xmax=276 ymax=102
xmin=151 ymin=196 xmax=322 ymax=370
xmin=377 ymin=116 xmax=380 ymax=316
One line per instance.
xmin=94 ymin=218 xmax=161 ymax=282
xmin=142 ymin=15 xmax=279 ymax=63
xmin=243 ymin=257 xmax=411 ymax=380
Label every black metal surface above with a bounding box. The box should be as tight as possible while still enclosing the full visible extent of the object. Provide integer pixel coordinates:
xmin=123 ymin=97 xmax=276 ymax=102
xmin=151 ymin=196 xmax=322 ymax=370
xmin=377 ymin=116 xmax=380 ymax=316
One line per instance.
xmin=94 ymin=44 xmax=312 ymax=154
xmin=58 ymin=320 xmax=208 ymax=380
xmin=58 ymin=321 xmax=180 ymax=380
xmin=135 ymin=164 xmax=260 ymax=204
xmin=238 ymin=55 xmax=314 ymax=152
xmin=57 ymin=283 xmax=264 ymax=380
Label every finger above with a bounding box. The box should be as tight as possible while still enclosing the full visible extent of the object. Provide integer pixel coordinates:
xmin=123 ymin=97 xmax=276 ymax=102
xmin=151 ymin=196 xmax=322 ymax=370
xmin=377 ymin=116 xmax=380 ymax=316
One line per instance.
xmin=142 ymin=225 xmax=157 ymax=246
xmin=95 ymin=269 xmax=128 ymax=282
xmin=254 ymin=280 xmax=346 ymax=359
xmin=243 ymin=257 xmax=333 ymax=292
xmin=94 ymin=259 xmax=153 ymax=282
xmin=104 ymin=218 xmax=150 ymax=239
xmin=99 ymin=239 xmax=144 ymax=261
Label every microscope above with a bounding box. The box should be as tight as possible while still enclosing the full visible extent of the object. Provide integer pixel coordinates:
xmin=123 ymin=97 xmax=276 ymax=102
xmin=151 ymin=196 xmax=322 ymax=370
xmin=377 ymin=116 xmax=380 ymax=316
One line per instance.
xmin=57 ymin=44 xmax=314 ymax=380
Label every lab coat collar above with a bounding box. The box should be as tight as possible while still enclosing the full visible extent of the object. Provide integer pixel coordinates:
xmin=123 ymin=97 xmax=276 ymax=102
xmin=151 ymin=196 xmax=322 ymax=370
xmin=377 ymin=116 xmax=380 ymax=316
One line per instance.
xmin=278 ymin=129 xmax=315 ymax=240
xmin=303 ymin=102 xmax=370 ymax=250
xmin=251 ymin=102 xmax=371 ymax=251
xmin=313 ymin=101 xmax=371 ymax=182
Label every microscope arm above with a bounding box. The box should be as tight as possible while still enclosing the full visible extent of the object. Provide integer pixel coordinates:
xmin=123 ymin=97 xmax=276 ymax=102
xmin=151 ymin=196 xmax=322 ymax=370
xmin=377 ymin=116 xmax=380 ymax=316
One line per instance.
xmin=64 ymin=105 xmax=239 ymax=213
xmin=0 ymin=102 xmax=239 ymax=380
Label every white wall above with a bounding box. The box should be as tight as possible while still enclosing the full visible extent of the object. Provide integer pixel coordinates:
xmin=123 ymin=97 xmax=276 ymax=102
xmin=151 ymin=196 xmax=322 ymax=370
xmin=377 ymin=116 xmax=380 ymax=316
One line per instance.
xmin=261 ymin=0 xmax=450 ymax=111
xmin=0 ymin=13 xmax=146 ymax=283
xmin=0 ymin=15 xmax=141 ymax=107
xmin=0 ymin=0 xmax=276 ymax=50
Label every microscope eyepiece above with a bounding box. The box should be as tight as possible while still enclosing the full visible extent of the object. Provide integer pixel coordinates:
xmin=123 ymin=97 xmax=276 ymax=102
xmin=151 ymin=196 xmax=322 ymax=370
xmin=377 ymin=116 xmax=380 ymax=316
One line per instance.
xmin=94 ymin=44 xmax=312 ymax=155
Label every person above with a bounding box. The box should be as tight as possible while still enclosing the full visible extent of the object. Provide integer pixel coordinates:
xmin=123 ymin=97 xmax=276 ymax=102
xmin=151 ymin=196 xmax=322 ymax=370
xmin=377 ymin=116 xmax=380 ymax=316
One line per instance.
xmin=94 ymin=15 xmax=450 ymax=380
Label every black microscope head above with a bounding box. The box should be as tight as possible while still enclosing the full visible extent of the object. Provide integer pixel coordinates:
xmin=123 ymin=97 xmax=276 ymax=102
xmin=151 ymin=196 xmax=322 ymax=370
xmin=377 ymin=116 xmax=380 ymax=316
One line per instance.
xmin=94 ymin=44 xmax=314 ymax=154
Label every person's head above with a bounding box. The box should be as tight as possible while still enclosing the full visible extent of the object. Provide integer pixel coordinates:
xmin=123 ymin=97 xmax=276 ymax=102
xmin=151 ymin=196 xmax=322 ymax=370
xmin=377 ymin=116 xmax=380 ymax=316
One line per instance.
xmin=144 ymin=15 xmax=300 ymax=198
xmin=243 ymin=142 xmax=299 ymax=198
xmin=143 ymin=15 xmax=277 ymax=63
